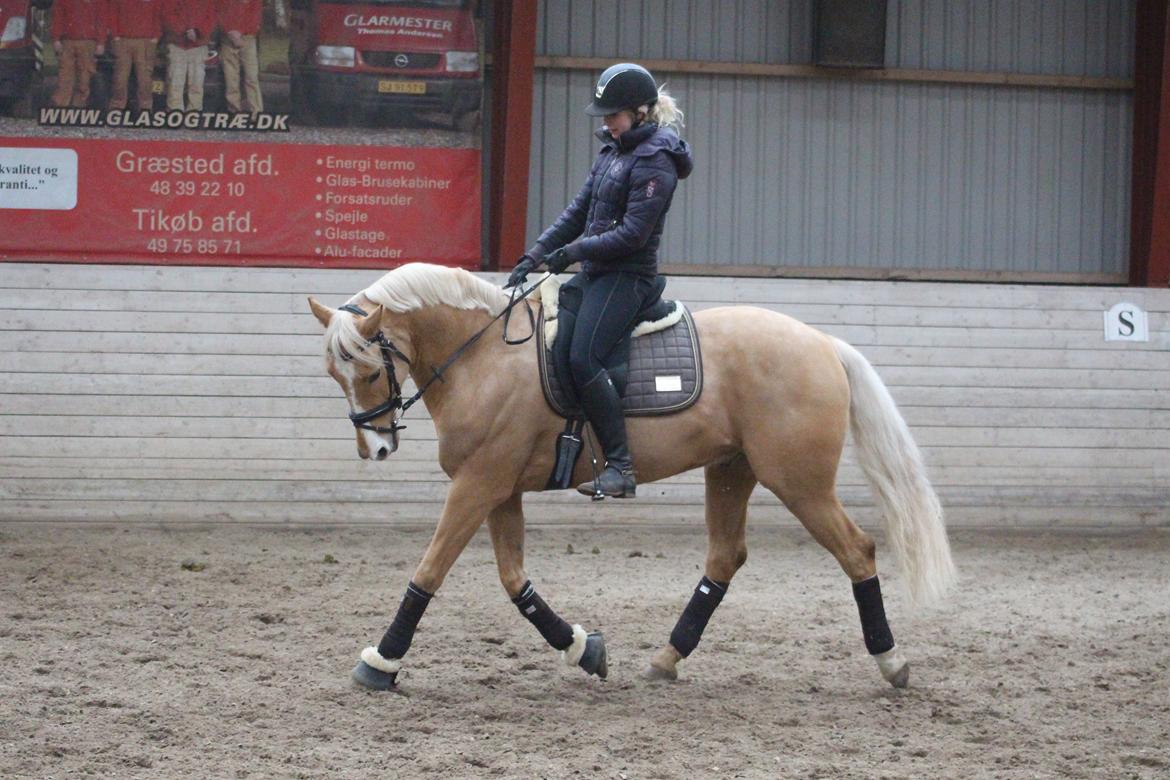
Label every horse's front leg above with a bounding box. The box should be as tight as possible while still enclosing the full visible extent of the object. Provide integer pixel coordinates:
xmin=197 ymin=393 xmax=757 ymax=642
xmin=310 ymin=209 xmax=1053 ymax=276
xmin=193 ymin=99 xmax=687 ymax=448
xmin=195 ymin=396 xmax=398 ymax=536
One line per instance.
xmin=351 ymin=472 xmax=507 ymax=691
xmin=487 ymin=493 xmax=607 ymax=679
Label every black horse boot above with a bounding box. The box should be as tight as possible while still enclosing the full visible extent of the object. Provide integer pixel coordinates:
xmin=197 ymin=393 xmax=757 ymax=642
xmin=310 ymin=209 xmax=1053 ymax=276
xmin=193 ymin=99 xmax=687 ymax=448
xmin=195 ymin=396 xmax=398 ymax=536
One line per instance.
xmin=576 ymin=370 xmax=636 ymax=498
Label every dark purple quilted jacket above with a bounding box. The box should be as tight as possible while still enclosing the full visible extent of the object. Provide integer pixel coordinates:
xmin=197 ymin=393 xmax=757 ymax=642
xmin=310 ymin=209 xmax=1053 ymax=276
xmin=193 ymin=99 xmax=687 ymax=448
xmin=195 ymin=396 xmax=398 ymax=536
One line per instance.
xmin=533 ymin=123 xmax=694 ymax=277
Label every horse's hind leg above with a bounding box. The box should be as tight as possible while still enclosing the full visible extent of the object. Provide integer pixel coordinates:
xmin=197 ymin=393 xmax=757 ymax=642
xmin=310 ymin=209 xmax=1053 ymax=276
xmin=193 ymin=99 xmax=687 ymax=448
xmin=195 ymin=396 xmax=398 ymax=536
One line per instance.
xmin=646 ymin=453 xmax=757 ymax=681
xmin=487 ymin=494 xmax=606 ymax=679
xmin=778 ymin=489 xmax=909 ymax=688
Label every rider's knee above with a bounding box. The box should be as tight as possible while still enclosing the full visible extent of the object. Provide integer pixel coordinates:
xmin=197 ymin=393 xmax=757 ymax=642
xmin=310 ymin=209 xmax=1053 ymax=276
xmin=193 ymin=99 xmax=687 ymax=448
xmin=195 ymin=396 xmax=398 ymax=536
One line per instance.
xmin=568 ymin=350 xmax=597 ymax=389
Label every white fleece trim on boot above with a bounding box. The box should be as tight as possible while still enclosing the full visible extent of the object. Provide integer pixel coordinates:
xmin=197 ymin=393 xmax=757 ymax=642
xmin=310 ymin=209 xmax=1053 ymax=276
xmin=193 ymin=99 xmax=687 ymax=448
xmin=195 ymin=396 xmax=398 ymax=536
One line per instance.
xmin=874 ymin=645 xmax=906 ymax=681
xmin=360 ymin=646 xmax=402 ymax=674
xmin=561 ymin=624 xmax=589 ymax=667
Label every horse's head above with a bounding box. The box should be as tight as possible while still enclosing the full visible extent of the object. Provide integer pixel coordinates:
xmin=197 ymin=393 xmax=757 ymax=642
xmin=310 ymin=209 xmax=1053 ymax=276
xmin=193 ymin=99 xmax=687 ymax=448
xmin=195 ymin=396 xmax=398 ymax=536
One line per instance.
xmin=309 ymin=297 xmax=414 ymax=461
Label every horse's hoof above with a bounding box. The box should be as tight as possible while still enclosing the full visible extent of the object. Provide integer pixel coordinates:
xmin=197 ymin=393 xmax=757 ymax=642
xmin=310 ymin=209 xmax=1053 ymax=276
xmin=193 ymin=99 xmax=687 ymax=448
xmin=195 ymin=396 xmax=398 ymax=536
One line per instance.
xmin=874 ymin=647 xmax=910 ymax=689
xmin=578 ymin=631 xmax=608 ymax=680
xmin=887 ymin=662 xmax=910 ymax=689
xmin=641 ymin=663 xmax=677 ymax=682
xmin=351 ymin=660 xmax=400 ymax=691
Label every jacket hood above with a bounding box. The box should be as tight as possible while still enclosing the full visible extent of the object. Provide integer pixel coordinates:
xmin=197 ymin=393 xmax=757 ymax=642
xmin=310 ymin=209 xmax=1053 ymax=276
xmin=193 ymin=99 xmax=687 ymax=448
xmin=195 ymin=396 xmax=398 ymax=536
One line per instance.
xmin=595 ymin=124 xmax=694 ymax=179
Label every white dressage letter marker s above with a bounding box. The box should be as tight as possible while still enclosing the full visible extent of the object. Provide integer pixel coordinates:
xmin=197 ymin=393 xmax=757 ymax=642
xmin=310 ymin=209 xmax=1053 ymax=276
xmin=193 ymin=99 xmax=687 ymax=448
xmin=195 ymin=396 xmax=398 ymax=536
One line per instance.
xmin=1103 ymin=302 xmax=1149 ymax=342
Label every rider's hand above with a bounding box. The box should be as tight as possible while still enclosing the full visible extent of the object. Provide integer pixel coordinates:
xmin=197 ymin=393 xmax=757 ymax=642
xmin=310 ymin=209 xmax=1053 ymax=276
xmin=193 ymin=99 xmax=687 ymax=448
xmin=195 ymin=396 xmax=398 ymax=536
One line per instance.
xmin=545 ymin=246 xmax=573 ymax=274
xmin=505 ymin=255 xmax=538 ymax=288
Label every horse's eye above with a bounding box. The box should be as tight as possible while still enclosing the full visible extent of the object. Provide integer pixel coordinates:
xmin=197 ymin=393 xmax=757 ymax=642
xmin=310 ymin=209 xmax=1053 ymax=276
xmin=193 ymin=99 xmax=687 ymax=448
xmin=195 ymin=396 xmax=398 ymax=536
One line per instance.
xmin=367 ymin=370 xmax=381 ymax=384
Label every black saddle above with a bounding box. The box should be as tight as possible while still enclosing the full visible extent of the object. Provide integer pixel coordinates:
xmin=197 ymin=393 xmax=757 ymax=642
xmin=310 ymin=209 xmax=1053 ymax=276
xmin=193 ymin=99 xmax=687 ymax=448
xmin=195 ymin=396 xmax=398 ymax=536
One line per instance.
xmin=537 ymin=276 xmax=702 ymax=418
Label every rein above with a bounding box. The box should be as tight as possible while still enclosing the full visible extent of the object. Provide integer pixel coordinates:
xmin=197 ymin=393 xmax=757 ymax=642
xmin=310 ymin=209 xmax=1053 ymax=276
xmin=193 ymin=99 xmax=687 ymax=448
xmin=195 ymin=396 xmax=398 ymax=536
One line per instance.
xmin=338 ymin=273 xmax=550 ymax=435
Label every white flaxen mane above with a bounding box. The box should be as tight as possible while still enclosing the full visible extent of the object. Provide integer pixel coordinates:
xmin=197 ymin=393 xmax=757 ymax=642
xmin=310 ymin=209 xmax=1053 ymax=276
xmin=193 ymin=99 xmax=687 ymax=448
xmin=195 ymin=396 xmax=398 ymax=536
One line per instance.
xmin=324 ymin=263 xmax=509 ymax=368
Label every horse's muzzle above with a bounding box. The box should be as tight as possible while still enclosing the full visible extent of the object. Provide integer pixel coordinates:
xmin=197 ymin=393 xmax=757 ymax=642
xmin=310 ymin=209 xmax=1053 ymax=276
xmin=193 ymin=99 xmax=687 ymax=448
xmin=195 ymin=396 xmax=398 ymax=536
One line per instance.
xmin=357 ymin=428 xmax=398 ymax=460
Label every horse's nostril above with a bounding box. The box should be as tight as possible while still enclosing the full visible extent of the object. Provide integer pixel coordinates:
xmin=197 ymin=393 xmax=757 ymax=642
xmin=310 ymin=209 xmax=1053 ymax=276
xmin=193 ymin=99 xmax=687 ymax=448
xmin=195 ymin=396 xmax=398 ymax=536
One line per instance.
xmin=375 ymin=446 xmax=390 ymax=460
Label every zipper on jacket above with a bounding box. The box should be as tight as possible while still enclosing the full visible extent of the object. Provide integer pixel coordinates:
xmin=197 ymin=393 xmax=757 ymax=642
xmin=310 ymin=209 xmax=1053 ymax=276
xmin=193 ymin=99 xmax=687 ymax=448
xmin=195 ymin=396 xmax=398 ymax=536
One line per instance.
xmin=602 ymin=152 xmax=622 ymax=183
xmin=589 ymin=151 xmax=625 ymax=233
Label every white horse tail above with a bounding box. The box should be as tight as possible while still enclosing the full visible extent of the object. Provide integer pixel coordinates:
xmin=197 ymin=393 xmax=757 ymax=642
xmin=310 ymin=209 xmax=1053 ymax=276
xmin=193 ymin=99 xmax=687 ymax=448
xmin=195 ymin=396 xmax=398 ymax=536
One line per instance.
xmin=832 ymin=337 xmax=957 ymax=606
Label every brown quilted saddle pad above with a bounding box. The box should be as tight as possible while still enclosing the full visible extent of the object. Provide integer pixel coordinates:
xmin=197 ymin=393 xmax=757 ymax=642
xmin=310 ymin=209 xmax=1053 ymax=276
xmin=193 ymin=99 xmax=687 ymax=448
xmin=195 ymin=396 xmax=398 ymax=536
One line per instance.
xmin=537 ymin=304 xmax=703 ymax=418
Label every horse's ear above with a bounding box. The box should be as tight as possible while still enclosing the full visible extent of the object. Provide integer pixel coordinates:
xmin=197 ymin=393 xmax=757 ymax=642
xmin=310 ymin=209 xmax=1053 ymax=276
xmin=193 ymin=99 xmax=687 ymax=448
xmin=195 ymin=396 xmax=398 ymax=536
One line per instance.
xmin=308 ymin=297 xmax=334 ymax=328
xmin=356 ymin=304 xmax=385 ymax=340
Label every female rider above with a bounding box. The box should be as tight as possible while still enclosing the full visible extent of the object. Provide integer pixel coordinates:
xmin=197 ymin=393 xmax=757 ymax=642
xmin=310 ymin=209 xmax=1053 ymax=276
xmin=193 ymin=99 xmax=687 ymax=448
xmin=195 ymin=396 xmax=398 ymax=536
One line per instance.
xmin=507 ymin=63 xmax=693 ymax=498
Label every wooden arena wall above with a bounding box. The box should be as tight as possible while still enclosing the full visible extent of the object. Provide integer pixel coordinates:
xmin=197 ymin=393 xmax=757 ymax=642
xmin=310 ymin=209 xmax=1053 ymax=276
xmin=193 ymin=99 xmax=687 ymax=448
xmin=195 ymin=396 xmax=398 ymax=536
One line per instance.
xmin=528 ymin=0 xmax=1136 ymax=282
xmin=1 ymin=264 xmax=1167 ymax=527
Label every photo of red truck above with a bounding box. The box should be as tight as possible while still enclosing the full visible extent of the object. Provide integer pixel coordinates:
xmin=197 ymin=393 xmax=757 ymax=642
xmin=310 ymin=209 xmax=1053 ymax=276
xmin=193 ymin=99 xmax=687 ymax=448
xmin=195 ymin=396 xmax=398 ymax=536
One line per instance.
xmin=0 ymin=0 xmax=49 ymax=117
xmin=287 ymin=0 xmax=480 ymax=128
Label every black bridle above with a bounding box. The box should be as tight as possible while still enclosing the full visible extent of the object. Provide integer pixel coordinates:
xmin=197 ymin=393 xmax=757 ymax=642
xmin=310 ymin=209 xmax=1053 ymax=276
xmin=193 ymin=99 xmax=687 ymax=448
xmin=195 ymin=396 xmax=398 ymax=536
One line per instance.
xmin=336 ymin=274 xmax=548 ymax=437
xmin=338 ymin=303 xmax=412 ymax=435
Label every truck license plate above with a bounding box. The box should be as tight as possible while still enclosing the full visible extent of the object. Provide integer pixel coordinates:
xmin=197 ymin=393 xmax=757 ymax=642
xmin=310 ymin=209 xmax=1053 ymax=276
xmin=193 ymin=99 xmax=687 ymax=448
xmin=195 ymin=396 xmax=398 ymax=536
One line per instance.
xmin=378 ymin=80 xmax=426 ymax=95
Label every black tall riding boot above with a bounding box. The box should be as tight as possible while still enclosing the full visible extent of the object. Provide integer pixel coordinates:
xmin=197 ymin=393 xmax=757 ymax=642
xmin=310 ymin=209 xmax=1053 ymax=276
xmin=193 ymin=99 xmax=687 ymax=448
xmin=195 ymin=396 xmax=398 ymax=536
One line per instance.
xmin=575 ymin=370 xmax=637 ymax=498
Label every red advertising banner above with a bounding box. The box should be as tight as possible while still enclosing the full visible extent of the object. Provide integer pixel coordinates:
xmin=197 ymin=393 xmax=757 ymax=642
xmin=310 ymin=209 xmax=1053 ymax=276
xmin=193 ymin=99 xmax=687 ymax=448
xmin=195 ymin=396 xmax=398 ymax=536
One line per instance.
xmin=0 ymin=137 xmax=480 ymax=268
xmin=0 ymin=0 xmax=485 ymax=268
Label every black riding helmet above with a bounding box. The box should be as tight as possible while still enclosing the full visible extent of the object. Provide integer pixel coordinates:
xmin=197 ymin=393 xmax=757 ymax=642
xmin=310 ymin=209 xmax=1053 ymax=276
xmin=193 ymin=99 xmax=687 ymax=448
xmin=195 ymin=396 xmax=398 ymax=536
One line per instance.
xmin=585 ymin=63 xmax=659 ymax=116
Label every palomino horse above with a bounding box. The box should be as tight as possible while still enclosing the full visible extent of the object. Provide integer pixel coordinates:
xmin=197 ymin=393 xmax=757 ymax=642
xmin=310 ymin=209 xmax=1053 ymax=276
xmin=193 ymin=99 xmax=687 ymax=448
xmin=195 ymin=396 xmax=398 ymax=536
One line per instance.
xmin=308 ymin=263 xmax=956 ymax=691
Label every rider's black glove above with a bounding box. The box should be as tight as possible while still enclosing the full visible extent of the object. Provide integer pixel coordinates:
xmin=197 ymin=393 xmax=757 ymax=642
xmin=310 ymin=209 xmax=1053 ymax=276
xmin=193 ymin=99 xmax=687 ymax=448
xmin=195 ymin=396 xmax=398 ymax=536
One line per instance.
xmin=505 ymin=255 xmax=539 ymax=288
xmin=545 ymin=246 xmax=573 ymax=274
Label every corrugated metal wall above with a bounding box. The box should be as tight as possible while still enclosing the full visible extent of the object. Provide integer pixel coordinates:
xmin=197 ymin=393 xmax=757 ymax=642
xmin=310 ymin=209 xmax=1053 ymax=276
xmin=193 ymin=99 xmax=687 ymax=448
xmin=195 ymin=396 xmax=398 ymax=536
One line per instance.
xmin=889 ymin=0 xmax=1134 ymax=77
xmin=527 ymin=0 xmax=1135 ymax=279
xmin=539 ymin=0 xmax=813 ymax=62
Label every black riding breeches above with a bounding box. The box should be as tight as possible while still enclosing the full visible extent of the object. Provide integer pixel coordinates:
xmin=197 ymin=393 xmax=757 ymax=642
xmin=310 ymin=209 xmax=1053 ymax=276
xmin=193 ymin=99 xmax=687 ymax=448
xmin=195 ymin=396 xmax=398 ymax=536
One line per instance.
xmin=558 ymin=271 xmax=656 ymax=393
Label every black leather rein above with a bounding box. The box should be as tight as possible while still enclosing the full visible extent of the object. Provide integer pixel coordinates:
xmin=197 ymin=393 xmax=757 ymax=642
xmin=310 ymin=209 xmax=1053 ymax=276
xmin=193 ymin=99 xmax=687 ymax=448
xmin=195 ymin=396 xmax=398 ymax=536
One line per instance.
xmin=336 ymin=275 xmax=547 ymax=436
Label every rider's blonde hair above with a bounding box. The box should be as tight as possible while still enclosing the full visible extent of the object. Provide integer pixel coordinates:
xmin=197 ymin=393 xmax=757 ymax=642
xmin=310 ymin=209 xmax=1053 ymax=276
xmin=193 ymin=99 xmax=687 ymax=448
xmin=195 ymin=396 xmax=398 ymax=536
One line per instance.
xmin=645 ymin=86 xmax=684 ymax=130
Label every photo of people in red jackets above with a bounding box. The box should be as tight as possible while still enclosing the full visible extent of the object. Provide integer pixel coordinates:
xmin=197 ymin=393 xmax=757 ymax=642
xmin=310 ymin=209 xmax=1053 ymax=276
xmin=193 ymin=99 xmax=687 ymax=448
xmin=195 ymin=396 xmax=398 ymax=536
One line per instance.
xmin=217 ymin=0 xmax=262 ymax=113
xmin=162 ymin=0 xmax=214 ymax=110
xmin=49 ymin=0 xmax=108 ymax=107
xmin=108 ymin=0 xmax=161 ymax=111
